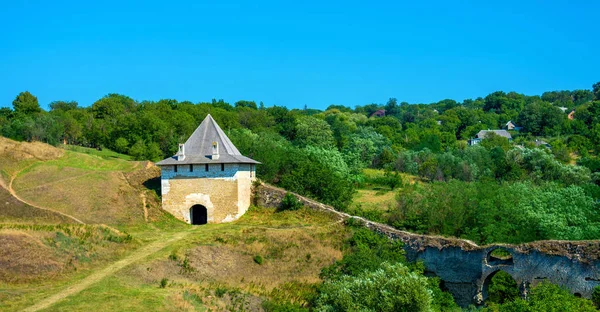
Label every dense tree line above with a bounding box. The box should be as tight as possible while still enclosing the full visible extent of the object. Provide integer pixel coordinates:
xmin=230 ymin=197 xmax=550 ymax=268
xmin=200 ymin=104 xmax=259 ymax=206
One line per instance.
xmin=1 ymin=82 xmax=599 ymax=219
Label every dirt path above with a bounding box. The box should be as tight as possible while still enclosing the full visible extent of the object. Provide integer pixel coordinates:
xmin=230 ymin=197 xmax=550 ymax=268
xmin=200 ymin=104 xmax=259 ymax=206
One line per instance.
xmin=141 ymin=192 xmax=148 ymax=222
xmin=3 ymin=165 xmax=86 ymax=225
xmin=21 ymin=230 xmax=192 ymax=312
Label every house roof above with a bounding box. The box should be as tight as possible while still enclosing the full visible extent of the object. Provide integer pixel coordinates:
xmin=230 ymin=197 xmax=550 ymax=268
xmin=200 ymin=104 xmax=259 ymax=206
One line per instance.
xmin=476 ymin=130 xmax=512 ymax=139
xmin=156 ymin=114 xmax=260 ymax=165
xmin=370 ymin=109 xmax=386 ymax=117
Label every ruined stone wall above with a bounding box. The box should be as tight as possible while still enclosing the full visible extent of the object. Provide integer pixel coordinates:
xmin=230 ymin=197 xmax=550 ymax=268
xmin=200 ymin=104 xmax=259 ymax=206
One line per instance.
xmin=255 ymin=183 xmax=600 ymax=306
xmin=160 ymin=163 xmax=255 ymax=223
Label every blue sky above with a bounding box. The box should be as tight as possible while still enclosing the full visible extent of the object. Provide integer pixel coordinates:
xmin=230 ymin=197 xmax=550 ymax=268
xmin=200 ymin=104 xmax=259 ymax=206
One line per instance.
xmin=0 ymin=0 xmax=598 ymax=110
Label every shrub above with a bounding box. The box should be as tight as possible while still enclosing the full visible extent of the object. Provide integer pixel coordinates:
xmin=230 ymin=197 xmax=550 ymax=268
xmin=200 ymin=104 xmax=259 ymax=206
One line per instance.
xmin=592 ymin=286 xmax=600 ymax=309
xmin=262 ymin=301 xmax=308 ymax=312
xmin=253 ymin=255 xmax=264 ymax=265
xmin=485 ymin=282 xmax=596 ymax=311
xmin=159 ymin=278 xmax=168 ymax=288
xmin=179 ymin=256 xmax=194 ymax=274
xmin=315 ymin=262 xmax=432 ymax=312
xmin=487 ymin=271 xmax=519 ymax=304
xmin=279 ymin=193 xmax=303 ymax=211
xmin=215 ymin=287 xmax=227 ymax=298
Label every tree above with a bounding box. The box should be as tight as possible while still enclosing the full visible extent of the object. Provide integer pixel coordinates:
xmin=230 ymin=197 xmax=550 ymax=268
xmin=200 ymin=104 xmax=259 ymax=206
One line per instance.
xmin=487 ymin=271 xmax=519 ymax=304
xmin=129 ymin=140 xmax=146 ymax=160
xmin=234 ymin=100 xmax=258 ymax=110
xmin=12 ymin=91 xmax=41 ymax=115
xmin=49 ymin=101 xmax=78 ymax=112
xmin=483 ymin=91 xmax=525 ymax=114
xmin=114 ymin=137 xmax=129 ymax=154
xmin=384 ymin=98 xmax=399 ymax=116
xmin=486 ymin=282 xmax=596 ymax=311
xmin=315 ymin=262 xmax=432 ymax=312
xmin=593 ymin=82 xmax=600 ymax=100
xmin=294 ymin=116 xmax=335 ymax=148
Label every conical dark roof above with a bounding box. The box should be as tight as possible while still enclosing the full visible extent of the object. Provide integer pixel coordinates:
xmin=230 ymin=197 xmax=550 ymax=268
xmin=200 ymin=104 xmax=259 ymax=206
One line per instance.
xmin=184 ymin=114 xmax=241 ymax=156
xmin=156 ymin=114 xmax=259 ymax=165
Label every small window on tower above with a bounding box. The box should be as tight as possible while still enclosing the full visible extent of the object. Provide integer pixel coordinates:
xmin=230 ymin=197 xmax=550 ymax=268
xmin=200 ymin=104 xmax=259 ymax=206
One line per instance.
xmin=221 ymin=163 xmax=225 ymax=171
xmin=205 ymin=164 xmax=209 ymax=172
xmin=190 ymin=164 xmax=193 ymax=172
xmin=174 ymin=165 xmax=178 ymax=173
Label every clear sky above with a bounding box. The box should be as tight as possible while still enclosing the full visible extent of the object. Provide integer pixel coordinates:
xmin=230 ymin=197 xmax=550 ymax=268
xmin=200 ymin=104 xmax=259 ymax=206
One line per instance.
xmin=0 ymin=0 xmax=598 ymax=110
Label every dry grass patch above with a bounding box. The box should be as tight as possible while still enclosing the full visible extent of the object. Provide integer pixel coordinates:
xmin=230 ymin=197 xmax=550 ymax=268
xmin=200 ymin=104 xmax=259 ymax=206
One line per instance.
xmin=0 ymin=224 xmax=136 ymax=284
xmin=12 ymin=165 xmax=162 ymax=226
xmin=121 ymin=207 xmax=347 ymax=309
xmin=352 ymin=189 xmax=396 ymax=211
xmin=0 ymin=187 xmax=74 ymax=224
xmin=0 ymin=230 xmax=63 ymax=282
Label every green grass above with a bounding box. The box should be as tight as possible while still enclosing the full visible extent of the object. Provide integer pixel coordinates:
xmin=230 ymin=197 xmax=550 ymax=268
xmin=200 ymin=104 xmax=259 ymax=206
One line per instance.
xmin=41 ymin=149 xmax=138 ymax=172
xmin=62 ymin=145 xmax=133 ymax=161
xmin=13 ymin=207 xmax=345 ymax=312
xmin=46 ymin=275 xmax=176 ymax=312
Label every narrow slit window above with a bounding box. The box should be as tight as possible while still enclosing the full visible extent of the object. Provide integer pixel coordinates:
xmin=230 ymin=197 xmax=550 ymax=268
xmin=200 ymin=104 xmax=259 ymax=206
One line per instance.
xmin=205 ymin=164 xmax=209 ymax=172
xmin=190 ymin=164 xmax=193 ymax=172
xmin=174 ymin=165 xmax=178 ymax=173
xmin=221 ymin=163 xmax=225 ymax=171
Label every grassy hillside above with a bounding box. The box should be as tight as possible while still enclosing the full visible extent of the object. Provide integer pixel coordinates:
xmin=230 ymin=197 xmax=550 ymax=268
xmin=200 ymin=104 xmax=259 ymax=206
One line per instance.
xmin=1 ymin=207 xmax=345 ymax=311
xmin=44 ymin=207 xmax=345 ymax=312
xmin=0 ymin=137 xmax=163 ymax=227
xmin=0 ymin=187 xmax=74 ymax=224
xmin=0 ymin=138 xmax=348 ymax=311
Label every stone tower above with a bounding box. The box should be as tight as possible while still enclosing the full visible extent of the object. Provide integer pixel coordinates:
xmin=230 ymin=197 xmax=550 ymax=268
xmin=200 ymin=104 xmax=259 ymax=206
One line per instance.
xmin=156 ymin=114 xmax=259 ymax=224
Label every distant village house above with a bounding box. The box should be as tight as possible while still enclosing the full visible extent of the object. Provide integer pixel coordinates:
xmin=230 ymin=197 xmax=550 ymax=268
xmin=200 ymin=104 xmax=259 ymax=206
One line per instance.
xmin=370 ymin=109 xmax=386 ymax=117
xmin=504 ymin=121 xmax=522 ymax=131
xmin=468 ymin=130 xmax=513 ymax=146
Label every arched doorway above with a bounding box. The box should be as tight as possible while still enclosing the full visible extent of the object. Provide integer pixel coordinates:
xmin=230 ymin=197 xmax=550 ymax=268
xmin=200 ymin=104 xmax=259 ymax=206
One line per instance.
xmin=190 ymin=205 xmax=207 ymax=225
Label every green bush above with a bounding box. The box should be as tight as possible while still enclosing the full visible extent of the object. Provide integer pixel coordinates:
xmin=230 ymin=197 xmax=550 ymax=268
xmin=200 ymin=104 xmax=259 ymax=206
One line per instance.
xmin=487 ymin=271 xmax=519 ymax=304
xmin=253 ymin=255 xmax=264 ymax=265
xmin=159 ymin=278 xmax=168 ymax=288
xmin=592 ymin=286 xmax=600 ymax=309
xmin=485 ymin=282 xmax=596 ymax=311
xmin=262 ymin=301 xmax=308 ymax=312
xmin=215 ymin=287 xmax=227 ymax=298
xmin=279 ymin=193 xmax=303 ymax=211
xmin=179 ymin=257 xmax=194 ymax=274
xmin=315 ymin=262 xmax=432 ymax=312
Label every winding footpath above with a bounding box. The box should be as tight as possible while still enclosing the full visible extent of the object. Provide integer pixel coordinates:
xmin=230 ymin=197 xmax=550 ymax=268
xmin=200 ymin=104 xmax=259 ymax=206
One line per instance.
xmin=21 ymin=230 xmax=192 ymax=312
xmin=1 ymin=165 xmax=85 ymax=224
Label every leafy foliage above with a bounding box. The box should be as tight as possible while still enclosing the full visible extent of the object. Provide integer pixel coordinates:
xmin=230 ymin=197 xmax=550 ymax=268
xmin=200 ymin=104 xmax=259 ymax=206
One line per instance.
xmin=484 ymin=282 xmax=597 ymax=312
xmin=279 ymin=193 xmax=303 ymax=211
xmin=315 ymin=262 xmax=433 ymax=312
xmin=392 ymin=180 xmax=600 ymax=244
xmin=487 ymin=271 xmax=519 ymax=304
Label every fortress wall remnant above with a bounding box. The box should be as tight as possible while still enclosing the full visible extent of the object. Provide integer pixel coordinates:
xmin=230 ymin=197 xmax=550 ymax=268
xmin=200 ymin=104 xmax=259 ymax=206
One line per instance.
xmin=254 ymin=183 xmax=600 ymax=307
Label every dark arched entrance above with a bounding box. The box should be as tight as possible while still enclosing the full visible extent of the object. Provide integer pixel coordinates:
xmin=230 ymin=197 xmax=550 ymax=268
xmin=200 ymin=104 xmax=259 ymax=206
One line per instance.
xmin=190 ymin=205 xmax=207 ymax=225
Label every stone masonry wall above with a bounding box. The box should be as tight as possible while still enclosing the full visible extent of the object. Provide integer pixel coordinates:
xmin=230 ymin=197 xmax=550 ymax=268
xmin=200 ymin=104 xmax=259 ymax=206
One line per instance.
xmin=255 ymin=183 xmax=600 ymax=307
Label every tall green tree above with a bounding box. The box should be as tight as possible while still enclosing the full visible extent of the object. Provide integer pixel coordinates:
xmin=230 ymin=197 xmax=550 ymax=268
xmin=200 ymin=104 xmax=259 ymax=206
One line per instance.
xmin=12 ymin=91 xmax=41 ymax=115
